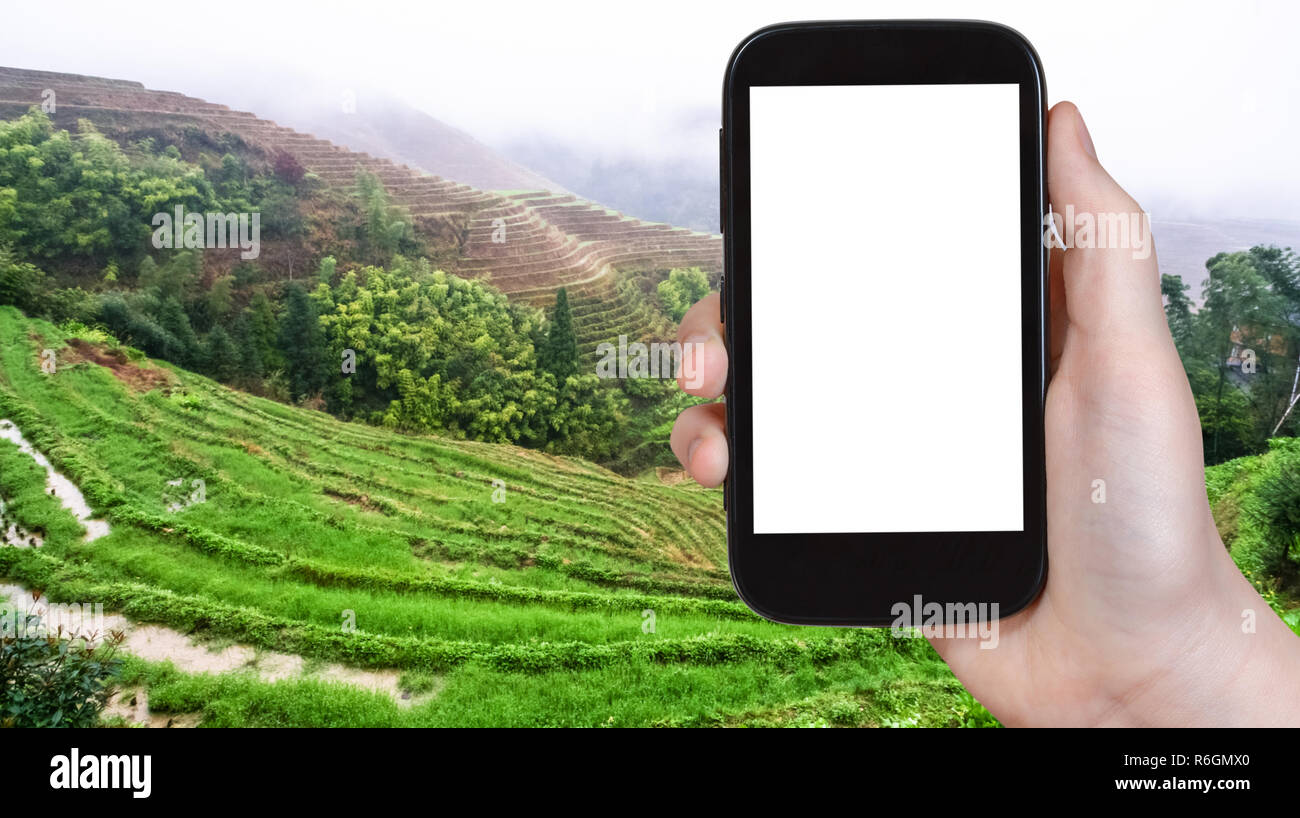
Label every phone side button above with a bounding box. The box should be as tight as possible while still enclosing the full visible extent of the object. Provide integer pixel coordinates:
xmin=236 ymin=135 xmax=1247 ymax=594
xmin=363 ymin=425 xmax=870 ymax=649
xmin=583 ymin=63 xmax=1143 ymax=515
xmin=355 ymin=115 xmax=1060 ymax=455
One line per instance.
xmin=719 ymin=273 xmax=726 ymax=323
xmin=718 ymin=127 xmax=726 ymax=234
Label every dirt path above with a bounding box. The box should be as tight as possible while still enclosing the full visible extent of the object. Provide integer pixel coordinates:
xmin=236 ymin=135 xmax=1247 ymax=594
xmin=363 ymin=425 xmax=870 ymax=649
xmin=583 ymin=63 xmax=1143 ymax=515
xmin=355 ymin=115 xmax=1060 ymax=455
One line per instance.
xmin=1 ymin=583 xmax=434 ymax=726
xmin=0 ymin=418 xmax=437 ymax=725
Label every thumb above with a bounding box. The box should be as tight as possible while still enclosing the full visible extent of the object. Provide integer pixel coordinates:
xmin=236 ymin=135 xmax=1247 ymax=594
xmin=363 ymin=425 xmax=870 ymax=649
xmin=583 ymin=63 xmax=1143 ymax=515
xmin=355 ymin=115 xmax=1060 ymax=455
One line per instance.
xmin=1048 ymin=101 xmax=1164 ymax=338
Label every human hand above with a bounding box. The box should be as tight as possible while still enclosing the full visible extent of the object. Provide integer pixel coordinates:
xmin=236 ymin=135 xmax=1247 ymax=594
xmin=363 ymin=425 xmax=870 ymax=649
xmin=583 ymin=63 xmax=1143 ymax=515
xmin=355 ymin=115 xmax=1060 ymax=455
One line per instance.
xmin=671 ymin=101 xmax=1300 ymax=726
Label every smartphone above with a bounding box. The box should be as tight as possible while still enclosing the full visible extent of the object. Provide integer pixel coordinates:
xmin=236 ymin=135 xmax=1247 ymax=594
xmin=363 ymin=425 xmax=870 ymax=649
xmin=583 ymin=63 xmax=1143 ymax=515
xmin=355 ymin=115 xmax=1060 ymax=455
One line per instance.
xmin=720 ymin=20 xmax=1048 ymax=626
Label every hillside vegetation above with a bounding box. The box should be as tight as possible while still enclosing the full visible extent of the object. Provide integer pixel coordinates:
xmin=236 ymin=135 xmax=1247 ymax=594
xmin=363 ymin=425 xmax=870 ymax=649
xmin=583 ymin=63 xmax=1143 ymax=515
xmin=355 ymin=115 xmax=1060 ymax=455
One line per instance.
xmin=0 ymin=307 xmax=978 ymax=727
xmin=1162 ymin=246 xmax=1300 ymax=463
xmin=0 ymin=105 xmax=702 ymax=474
xmin=0 ymin=66 xmax=723 ymax=360
xmin=1208 ymin=438 xmax=1300 ymax=626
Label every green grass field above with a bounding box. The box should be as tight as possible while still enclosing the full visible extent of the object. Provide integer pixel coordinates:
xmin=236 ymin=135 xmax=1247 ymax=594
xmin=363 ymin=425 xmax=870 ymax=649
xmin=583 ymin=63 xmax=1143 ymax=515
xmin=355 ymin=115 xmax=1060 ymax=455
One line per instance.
xmin=0 ymin=306 xmax=978 ymax=727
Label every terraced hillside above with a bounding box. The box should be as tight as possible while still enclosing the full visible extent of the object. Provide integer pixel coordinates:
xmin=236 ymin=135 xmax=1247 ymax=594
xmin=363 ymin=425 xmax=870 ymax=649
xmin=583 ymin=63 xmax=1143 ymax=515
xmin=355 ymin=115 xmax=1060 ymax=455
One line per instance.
xmin=0 ymin=67 xmax=722 ymax=356
xmin=0 ymin=307 xmax=970 ymax=727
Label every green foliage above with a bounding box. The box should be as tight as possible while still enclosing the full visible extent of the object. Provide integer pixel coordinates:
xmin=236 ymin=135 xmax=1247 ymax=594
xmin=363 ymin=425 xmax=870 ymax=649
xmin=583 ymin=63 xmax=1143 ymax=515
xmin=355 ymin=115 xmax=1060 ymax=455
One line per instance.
xmin=244 ymin=291 xmax=282 ymax=376
xmin=203 ymin=325 xmax=240 ymax=382
xmin=207 ymin=274 xmax=235 ymax=321
xmin=543 ymin=373 xmax=628 ymax=461
xmin=156 ymin=296 xmax=199 ymax=367
xmin=208 ymin=152 xmax=302 ymax=239
xmin=0 ymin=243 xmax=46 ymax=312
xmin=1166 ymin=246 xmax=1300 ymax=464
xmin=316 ymin=258 xmax=625 ymax=453
xmin=57 ymin=319 xmax=112 ymax=346
xmin=317 ymin=255 xmax=337 ymax=285
xmin=279 ymin=283 xmax=324 ymax=401
xmin=98 ymin=292 xmax=186 ymax=365
xmin=657 ymin=266 xmax=710 ymax=321
xmin=1162 ymin=272 xmax=1194 ymax=350
xmin=0 ymin=108 xmax=690 ymax=472
xmin=353 ymin=170 xmax=419 ymax=264
xmin=540 ymin=287 xmax=579 ymax=381
xmin=1251 ymin=447 xmax=1300 ymax=569
xmin=40 ymin=287 xmax=98 ymax=326
xmin=0 ymin=108 xmax=218 ymax=259
xmin=0 ymin=608 xmax=124 ymax=728
xmin=954 ymin=690 xmax=1002 ymax=728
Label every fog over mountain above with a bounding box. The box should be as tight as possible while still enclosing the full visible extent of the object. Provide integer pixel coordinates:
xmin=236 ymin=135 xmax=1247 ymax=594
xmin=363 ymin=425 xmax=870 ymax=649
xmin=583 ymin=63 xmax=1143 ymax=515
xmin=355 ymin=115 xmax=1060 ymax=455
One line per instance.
xmin=210 ymin=77 xmax=570 ymax=195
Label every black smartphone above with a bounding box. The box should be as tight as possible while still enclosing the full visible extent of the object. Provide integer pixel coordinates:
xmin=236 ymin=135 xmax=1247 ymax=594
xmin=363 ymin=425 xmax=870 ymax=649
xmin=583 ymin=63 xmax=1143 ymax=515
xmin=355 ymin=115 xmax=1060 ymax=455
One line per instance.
xmin=720 ymin=20 xmax=1048 ymax=626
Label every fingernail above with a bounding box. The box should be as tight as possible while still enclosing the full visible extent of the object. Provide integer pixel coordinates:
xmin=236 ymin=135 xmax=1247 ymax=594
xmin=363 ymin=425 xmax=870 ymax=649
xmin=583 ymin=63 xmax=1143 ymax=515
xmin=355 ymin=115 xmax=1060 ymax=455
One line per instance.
xmin=681 ymin=333 xmax=711 ymax=383
xmin=687 ymin=437 xmax=702 ymax=467
xmin=1075 ymin=108 xmax=1097 ymax=160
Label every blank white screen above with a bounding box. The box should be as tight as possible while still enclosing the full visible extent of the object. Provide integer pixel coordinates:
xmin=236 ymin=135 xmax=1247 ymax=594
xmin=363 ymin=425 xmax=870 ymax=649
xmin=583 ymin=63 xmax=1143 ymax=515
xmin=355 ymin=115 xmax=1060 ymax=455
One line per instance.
xmin=749 ymin=84 xmax=1023 ymax=534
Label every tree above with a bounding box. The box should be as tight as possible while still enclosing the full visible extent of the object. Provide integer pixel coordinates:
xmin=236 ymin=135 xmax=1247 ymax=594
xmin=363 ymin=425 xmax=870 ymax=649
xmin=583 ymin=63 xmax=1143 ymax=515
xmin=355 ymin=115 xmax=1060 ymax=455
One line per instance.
xmin=231 ymin=310 xmax=263 ymax=380
xmin=207 ymin=274 xmax=235 ymax=321
xmin=354 ymin=170 xmax=416 ymax=264
xmin=1182 ymin=249 xmax=1298 ymax=462
xmin=156 ymin=296 xmax=199 ymax=366
xmin=657 ymin=267 xmax=711 ymax=321
xmin=247 ymin=291 xmax=282 ymax=375
xmin=204 ymin=325 xmax=240 ymax=382
xmin=219 ymin=152 xmax=248 ymax=189
xmin=279 ymin=283 xmax=324 ymax=401
xmin=1161 ymin=273 xmax=1195 ymax=353
xmin=383 ymin=369 xmax=444 ymax=432
xmin=0 ymin=108 xmax=217 ymax=259
xmin=317 ymin=255 xmax=337 ymax=285
xmin=136 ymin=256 xmax=161 ymax=290
xmin=138 ymin=251 xmax=200 ymax=303
xmin=540 ymin=287 xmax=579 ymax=381
xmin=0 ymin=244 xmax=46 ymax=312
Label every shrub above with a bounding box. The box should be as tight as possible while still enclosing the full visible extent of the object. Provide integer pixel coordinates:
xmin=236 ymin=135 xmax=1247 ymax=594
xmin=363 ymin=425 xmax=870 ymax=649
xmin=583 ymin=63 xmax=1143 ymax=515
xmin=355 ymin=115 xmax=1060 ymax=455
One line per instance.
xmin=1 ymin=603 xmax=125 ymax=728
xmin=1252 ymin=449 xmax=1300 ymax=571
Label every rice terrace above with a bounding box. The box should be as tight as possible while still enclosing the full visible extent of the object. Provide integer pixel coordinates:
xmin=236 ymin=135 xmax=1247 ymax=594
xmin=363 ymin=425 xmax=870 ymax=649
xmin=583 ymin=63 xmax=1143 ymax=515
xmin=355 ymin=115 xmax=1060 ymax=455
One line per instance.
xmin=0 ymin=307 xmax=969 ymax=727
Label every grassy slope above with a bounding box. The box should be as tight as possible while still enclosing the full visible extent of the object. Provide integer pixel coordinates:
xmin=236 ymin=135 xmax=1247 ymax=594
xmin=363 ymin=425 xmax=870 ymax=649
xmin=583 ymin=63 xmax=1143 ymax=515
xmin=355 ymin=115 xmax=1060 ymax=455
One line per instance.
xmin=0 ymin=306 xmax=968 ymax=727
xmin=1207 ymin=439 xmax=1300 ymax=627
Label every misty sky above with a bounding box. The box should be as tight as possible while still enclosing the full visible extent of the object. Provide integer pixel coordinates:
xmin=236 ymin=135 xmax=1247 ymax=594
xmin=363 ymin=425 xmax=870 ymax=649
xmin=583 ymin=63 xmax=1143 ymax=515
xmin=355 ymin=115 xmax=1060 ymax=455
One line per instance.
xmin=2 ymin=0 xmax=1298 ymax=222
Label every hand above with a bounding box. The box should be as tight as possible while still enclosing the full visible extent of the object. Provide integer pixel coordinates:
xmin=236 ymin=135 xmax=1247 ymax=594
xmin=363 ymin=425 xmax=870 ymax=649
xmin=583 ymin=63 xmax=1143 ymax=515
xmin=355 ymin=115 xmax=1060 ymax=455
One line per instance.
xmin=671 ymin=101 xmax=1300 ymax=726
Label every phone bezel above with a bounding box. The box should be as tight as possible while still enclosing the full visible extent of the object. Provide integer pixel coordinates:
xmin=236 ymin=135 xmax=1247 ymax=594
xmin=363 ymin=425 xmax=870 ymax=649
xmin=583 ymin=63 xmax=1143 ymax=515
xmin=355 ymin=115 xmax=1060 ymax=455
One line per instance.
xmin=721 ymin=19 xmax=1049 ymax=626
